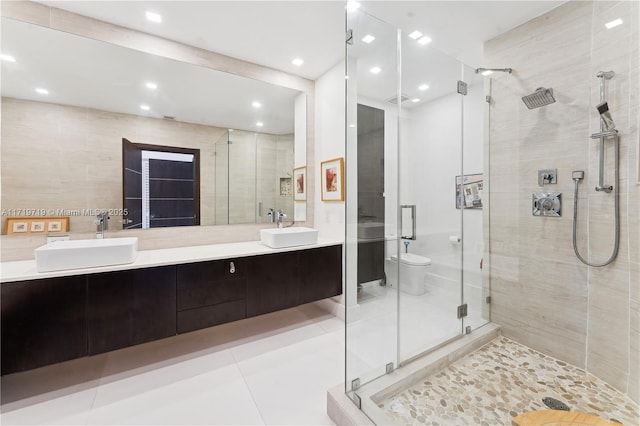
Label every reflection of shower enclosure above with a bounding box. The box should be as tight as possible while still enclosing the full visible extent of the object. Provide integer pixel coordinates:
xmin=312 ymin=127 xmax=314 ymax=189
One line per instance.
xmin=214 ymin=129 xmax=294 ymax=225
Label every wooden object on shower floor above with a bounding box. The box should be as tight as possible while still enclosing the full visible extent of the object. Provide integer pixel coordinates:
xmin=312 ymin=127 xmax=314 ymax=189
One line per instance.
xmin=512 ymin=409 xmax=622 ymax=426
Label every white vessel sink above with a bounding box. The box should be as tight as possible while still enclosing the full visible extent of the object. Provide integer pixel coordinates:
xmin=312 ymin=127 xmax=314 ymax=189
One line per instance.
xmin=260 ymin=227 xmax=318 ymax=249
xmin=35 ymin=237 xmax=138 ymax=272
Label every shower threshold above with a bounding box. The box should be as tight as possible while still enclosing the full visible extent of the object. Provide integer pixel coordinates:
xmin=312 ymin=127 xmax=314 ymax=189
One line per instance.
xmin=327 ymin=323 xmax=500 ymax=425
xmin=327 ymin=324 xmax=639 ymax=425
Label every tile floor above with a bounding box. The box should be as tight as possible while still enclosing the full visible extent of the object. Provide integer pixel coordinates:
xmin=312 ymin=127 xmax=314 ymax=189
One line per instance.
xmin=0 ymin=303 xmax=345 ymax=425
xmin=378 ymin=336 xmax=640 ymax=426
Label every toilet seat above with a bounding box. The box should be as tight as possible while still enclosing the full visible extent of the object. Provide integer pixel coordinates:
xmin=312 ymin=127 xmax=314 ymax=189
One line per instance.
xmin=390 ymin=253 xmax=432 ymax=266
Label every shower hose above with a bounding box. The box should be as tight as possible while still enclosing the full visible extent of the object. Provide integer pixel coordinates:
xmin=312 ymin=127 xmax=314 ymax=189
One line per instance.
xmin=572 ymin=135 xmax=620 ymax=267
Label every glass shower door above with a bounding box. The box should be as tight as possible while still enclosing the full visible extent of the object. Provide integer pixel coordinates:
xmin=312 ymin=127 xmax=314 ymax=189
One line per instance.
xmin=461 ymin=64 xmax=491 ymax=333
xmin=344 ymin=6 xmax=492 ymax=422
xmin=345 ymin=8 xmax=400 ymax=394
xmin=397 ymin=43 xmax=465 ymax=363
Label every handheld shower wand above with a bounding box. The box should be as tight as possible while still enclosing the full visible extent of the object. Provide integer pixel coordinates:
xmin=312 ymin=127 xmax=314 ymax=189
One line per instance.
xmin=572 ymin=71 xmax=620 ymax=267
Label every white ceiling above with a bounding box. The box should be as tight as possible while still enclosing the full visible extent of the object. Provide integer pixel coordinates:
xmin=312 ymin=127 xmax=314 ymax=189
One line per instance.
xmin=37 ymin=1 xmax=565 ymax=80
xmin=1 ymin=18 xmax=299 ymax=134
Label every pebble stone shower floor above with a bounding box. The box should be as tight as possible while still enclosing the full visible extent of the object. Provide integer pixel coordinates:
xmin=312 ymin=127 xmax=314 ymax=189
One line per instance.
xmin=379 ymin=336 xmax=639 ymax=426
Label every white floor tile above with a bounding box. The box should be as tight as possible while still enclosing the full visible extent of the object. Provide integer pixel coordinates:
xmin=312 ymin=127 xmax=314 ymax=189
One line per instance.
xmin=296 ymin=303 xmax=345 ymax=333
xmin=88 ymin=362 xmax=264 ymax=425
xmin=0 ymin=388 xmax=96 ymax=425
xmin=93 ymin=349 xmax=238 ymax=408
xmin=237 ymin=332 xmax=344 ymax=425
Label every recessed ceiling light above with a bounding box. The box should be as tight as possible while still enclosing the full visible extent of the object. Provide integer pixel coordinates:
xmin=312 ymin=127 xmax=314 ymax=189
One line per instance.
xmin=408 ymin=30 xmax=423 ymax=40
xmin=292 ymin=58 xmax=304 ymax=66
xmin=256 ymin=122 xmax=264 ymax=127
xmin=418 ymin=84 xmax=429 ymax=91
xmin=349 ymin=124 xmax=356 ymax=128
xmin=362 ymin=34 xmax=375 ymax=44
xmin=145 ymin=82 xmax=157 ymax=90
xmin=411 ymin=98 xmax=421 ymax=103
xmin=228 ymin=129 xmax=234 ymax=132
xmin=417 ymin=36 xmax=432 ymax=46
xmin=35 ymin=88 xmax=48 ymax=95
xmin=1 ymin=54 xmax=16 ymax=62
xmin=140 ymin=105 xmax=150 ymax=111
xmin=252 ymin=101 xmax=262 ymax=108
xmin=145 ymin=11 xmax=162 ymax=23
xmin=370 ymin=66 xmax=382 ymax=74
xmin=346 ymin=1 xmax=360 ymax=13
xmin=605 ymin=18 xmax=623 ymax=29
xmin=481 ymin=70 xmax=494 ymax=76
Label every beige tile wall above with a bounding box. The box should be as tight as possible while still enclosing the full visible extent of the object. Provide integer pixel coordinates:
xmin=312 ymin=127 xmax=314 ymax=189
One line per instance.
xmin=485 ymin=0 xmax=639 ymax=402
xmin=1 ymin=97 xmax=224 ymax=232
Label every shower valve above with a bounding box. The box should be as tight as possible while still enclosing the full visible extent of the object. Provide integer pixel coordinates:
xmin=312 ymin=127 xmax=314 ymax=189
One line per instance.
xmin=532 ymin=192 xmax=562 ymax=217
xmin=538 ymin=169 xmax=557 ymax=187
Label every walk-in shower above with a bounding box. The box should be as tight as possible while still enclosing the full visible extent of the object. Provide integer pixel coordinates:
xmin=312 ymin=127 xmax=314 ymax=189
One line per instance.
xmin=572 ymin=71 xmax=620 ymax=267
xmin=337 ymin=2 xmax=639 ymax=424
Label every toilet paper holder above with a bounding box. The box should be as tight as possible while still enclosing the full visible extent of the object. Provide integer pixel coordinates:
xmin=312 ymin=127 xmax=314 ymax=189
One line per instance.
xmin=400 ymin=205 xmax=416 ymax=240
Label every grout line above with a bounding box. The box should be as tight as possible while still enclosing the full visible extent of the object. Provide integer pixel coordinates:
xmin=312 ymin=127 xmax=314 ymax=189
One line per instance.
xmin=231 ymin=358 xmax=268 ymax=426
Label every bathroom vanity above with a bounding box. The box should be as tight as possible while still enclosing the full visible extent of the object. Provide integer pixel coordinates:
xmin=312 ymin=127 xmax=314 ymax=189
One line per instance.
xmin=0 ymin=241 xmax=342 ymax=375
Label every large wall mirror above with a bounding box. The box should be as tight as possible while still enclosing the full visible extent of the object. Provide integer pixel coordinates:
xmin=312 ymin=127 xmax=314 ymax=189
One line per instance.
xmin=1 ymin=16 xmax=307 ymax=234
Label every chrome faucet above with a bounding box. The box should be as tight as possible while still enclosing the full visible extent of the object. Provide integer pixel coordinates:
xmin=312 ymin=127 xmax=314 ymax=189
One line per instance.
xmin=267 ymin=208 xmax=275 ymax=223
xmin=94 ymin=211 xmax=110 ymax=239
xmin=276 ymin=209 xmax=287 ymax=228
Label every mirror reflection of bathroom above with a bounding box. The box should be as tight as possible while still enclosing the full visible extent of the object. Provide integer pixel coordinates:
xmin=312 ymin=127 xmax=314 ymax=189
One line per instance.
xmin=214 ymin=129 xmax=295 ymax=225
xmin=0 ymin=17 xmax=306 ymax=233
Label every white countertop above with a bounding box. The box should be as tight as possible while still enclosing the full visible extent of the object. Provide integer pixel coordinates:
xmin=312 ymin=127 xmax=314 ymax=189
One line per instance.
xmin=0 ymin=238 xmax=343 ymax=284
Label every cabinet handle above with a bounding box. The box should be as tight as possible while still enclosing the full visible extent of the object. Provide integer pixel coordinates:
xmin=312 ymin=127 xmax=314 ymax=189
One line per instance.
xmin=229 ymin=261 xmax=236 ymax=274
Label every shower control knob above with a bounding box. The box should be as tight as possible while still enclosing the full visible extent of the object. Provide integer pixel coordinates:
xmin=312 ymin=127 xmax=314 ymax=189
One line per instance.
xmin=540 ymin=198 xmax=554 ymax=211
xmin=532 ymin=192 xmax=562 ymax=217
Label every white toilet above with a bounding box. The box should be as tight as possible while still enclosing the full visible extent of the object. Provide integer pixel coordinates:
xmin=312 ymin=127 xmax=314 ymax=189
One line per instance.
xmin=385 ymin=253 xmax=432 ymax=296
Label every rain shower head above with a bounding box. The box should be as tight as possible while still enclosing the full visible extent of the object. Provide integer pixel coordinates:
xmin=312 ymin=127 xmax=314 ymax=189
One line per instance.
xmin=475 ymin=67 xmax=513 ymax=74
xmin=522 ymin=87 xmax=556 ymax=109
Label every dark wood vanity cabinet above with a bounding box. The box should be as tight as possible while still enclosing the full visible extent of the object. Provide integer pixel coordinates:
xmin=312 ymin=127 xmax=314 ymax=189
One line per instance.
xmin=1 ymin=244 xmax=342 ymax=374
xmin=176 ymin=259 xmax=247 ymax=333
xmin=247 ymin=245 xmax=343 ymax=316
xmin=87 ymin=266 xmax=176 ymax=355
xmin=246 ymin=251 xmax=300 ymax=317
xmin=299 ymin=246 xmax=343 ymax=304
xmin=1 ymin=276 xmax=87 ymax=375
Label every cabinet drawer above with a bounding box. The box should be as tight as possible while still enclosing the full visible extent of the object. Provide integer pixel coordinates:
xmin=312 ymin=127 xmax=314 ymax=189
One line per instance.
xmin=177 ymin=277 xmax=246 ymax=311
xmin=177 ymin=259 xmax=246 ymax=283
xmin=177 ymin=300 xmax=246 ymax=334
